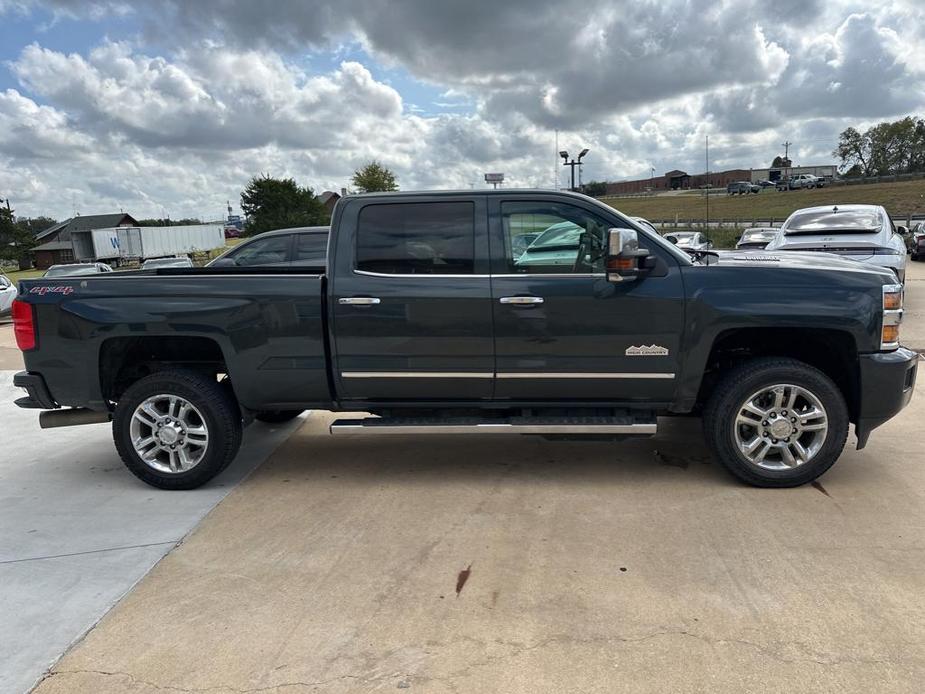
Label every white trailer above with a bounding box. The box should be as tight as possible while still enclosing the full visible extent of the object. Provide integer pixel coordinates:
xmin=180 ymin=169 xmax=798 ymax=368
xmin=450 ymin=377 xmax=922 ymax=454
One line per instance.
xmin=134 ymin=224 xmax=225 ymax=259
xmin=72 ymin=228 xmax=122 ymax=261
xmin=75 ymin=224 xmax=225 ymax=261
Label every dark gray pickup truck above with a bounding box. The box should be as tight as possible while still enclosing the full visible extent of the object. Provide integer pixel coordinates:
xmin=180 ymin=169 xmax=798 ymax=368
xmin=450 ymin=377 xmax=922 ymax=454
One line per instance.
xmin=11 ymin=190 xmax=917 ymax=489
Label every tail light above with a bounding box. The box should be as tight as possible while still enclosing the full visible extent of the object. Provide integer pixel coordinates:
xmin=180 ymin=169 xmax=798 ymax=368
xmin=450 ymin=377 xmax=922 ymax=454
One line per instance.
xmin=12 ymin=299 xmax=36 ymax=351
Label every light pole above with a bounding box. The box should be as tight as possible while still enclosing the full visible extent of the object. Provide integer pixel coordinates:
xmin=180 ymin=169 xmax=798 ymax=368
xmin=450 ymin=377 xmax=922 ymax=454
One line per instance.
xmin=560 ymin=148 xmax=589 ymax=192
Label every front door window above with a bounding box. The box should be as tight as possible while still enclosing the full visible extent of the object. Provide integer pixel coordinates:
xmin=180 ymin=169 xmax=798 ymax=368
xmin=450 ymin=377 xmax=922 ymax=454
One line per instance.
xmin=501 ymin=202 xmax=609 ymax=274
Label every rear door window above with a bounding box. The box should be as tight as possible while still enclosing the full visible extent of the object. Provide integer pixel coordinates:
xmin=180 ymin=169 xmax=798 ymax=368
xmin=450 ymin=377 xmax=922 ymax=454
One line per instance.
xmin=229 ymin=235 xmax=292 ymax=267
xmin=356 ymin=202 xmax=474 ymax=274
xmin=293 ymin=233 xmax=328 ymax=265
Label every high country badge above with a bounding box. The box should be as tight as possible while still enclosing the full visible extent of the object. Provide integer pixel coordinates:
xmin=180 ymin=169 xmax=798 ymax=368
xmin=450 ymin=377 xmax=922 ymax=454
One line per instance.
xmin=626 ymin=344 xmax=669 ymax=356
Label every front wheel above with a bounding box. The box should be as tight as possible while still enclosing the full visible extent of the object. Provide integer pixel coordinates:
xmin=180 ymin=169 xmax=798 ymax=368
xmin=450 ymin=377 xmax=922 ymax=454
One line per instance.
xmin=703 ymin=358 xmax=849 ymax=487
xmin=113 ymin=369 xmax=243 ymax=490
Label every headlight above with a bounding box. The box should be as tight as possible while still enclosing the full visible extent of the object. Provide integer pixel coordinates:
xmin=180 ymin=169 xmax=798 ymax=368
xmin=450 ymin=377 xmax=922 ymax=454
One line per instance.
xmin=881 ymin=283 xmax=903 ymax=350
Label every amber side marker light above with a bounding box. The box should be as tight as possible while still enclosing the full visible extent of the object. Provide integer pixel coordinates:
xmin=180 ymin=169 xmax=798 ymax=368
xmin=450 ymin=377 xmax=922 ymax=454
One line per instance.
xmin=881 ymin=283 xmax=903 ymax=350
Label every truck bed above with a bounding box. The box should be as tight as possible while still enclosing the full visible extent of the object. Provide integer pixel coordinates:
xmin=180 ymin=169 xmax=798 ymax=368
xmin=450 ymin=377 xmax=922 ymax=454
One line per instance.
xmin=18 ymin=269 xmax=331 ymax=412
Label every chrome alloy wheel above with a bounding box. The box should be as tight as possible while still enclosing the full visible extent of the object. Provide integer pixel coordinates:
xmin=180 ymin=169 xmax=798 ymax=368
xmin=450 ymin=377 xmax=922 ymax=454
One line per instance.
xmin=733 ymin=384 xmax=828 ymax=471
xmin=129 ymin=394 xmax=209 ymax=474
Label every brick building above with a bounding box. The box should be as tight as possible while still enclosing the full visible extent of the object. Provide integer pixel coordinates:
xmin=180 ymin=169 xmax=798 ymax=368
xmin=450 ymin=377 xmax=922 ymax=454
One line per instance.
xmin=604 ymin=169 xmax=752 ymax=195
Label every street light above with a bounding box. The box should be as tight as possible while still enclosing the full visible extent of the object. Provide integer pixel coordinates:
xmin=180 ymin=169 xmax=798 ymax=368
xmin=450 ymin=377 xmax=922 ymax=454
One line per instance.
xmin=560 ymin=148 xmax=590 ymax=192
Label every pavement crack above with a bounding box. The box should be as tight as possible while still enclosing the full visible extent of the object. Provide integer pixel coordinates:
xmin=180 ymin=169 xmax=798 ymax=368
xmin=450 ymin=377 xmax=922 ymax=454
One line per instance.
xmin=45 ymin=668 xmax=368 ymax=692
xmin=0 ymin=540 xmax=179 ymax=565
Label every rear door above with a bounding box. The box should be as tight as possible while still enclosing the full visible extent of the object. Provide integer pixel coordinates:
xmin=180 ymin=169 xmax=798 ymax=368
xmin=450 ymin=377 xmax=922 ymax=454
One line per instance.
xmin=331 ymin=196 xmax=493 ymax=400
xmin=489 ymin=195 xmax=685 ymax=402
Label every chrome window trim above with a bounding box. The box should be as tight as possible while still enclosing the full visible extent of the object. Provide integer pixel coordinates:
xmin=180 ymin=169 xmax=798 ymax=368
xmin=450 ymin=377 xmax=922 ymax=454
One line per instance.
xmin=342 ymin=371 xmax=494 ymax=379
xmin=352 ymin=269 xmax=605 ymax=279
xmin=497 ymin=372 xmax=675 ymax=380
xmin=341 ymin=371 xmax=675 ymax=380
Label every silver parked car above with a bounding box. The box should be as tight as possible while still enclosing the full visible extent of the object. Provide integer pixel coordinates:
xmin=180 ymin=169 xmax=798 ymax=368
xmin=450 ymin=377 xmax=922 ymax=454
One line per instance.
xmin=735 ymin=227 xmax=780 ymax=250
xmin=765 ymin=204 xmax=908 ymax=283
xmin=43 ymin=262 xmax=113 ymax=277
xmin=142 ymin=256 xmax=194 ymax=270
xmin=663 ymin=231 xmax=713 ymax=252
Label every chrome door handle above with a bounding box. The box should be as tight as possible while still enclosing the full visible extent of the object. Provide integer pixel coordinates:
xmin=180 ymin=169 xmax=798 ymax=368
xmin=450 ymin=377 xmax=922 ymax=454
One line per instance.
xmin=499 ymin=296 xmax=544 ymax=305
xmin=339 ymin=297 xmax=381 ymax=305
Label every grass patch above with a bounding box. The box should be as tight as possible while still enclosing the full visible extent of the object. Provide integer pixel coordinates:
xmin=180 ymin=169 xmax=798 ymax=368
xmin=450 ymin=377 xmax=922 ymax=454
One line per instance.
xmin=2 ymin=268 xmax=44 ymax=281
xmin=600 ymin=179 xmax=925 ymax=222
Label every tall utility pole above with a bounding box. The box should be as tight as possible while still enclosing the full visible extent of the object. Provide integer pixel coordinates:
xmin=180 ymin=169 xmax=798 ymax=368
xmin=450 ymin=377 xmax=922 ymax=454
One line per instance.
xmin=705 ymin=135 xmax=710 ymax=229
xmin=554 ymin=129 xmax=559 ymax=190
xmin=782 ymin=140 xmax=792 ymax=162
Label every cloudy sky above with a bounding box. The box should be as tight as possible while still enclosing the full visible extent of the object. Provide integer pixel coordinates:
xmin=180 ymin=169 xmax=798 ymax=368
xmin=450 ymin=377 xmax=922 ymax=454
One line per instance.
xmin=0 ymin=0 xmax=923 ymax=220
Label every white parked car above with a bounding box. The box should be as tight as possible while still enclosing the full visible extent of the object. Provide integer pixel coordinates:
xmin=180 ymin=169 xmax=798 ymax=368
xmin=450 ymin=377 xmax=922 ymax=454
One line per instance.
xmin=43 ymin=262 xmax=113 ymax=277
xmin=736 ymin=227 xmax=780 ymax=250
xmin=0 ymin=274 xmax=17 ymax=317
xmin=765 ymin=205 xmax=907 ymax=283
xmin=142 ymin=256 xmax=194 ymax=270
xmin=663 ymin=231 xmax=713 ymax=252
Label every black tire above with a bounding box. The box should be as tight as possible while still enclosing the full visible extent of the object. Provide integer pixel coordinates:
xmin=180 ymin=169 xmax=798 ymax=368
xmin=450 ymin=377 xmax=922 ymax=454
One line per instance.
xmin=703 ymin=358 xmax=849 ymax=488
xmin=254 ymin=409 xmax=304 ymax=424
xmin=113 ymin=369 xmax=243 ymax=490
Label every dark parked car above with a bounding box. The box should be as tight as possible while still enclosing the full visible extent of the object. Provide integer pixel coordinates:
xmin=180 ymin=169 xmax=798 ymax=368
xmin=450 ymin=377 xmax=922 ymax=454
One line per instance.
xmin=727 ymin=181 xmax=759 ymax=195
xmin=208 ymin=226 xmax=329 ymax=268
xmin=12 ymin=190 xmax=915 ymax=492
xmin=43 ymin=263 xmax=113 ymax=277
xmin=909 ymin=223 xmax=925 ymax=261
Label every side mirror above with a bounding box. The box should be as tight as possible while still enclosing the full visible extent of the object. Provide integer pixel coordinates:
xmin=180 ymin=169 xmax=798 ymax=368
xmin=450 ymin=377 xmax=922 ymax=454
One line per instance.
xmin=607 ymin=228 xmax=649 ymax=283
xmin=897 ymin=225 xmax=909 ymax=236
xmin=209 ymin=257 xmax=236 ymax=268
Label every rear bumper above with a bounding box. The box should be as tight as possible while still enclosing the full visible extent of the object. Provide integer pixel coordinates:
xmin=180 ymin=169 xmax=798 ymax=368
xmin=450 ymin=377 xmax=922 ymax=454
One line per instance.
xmin=12 ymin=371 xmax=58 ymax=410
xmin=855 ymin=347 xmax=917 ymax=448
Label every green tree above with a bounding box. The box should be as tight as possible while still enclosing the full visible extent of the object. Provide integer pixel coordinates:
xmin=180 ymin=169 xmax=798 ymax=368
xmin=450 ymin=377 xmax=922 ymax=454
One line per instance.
xmin=0 ymin=205 xmax=45 ymax=270
xmin=352 ymin=161 xmax=398 ymax=193
xmin=240 ymin=175 xmax=328 ymax=236
xmin=582 ymin=180 xmax=607 ymax=196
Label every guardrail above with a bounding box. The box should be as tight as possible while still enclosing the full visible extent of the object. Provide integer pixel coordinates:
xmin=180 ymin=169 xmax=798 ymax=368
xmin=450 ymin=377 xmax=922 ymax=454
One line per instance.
xmin=647 ymin=215 xmax=925 ymax=230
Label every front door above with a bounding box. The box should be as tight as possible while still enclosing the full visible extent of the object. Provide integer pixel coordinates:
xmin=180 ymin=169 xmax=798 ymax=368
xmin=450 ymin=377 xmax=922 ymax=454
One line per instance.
xmin=489 ymin=196 xmax=685 ymax=402
xmin=331 ymin=197 xmax=494 ymax=401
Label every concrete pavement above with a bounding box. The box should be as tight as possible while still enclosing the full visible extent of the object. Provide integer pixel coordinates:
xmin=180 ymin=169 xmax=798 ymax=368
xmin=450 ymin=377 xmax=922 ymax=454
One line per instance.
xmin=0 ymin=371 xmax=306 ymax=693
xmin=10 ymin=261 xmax=925 ymax=693
xmin=32 ymin=407 xmax=925 ymax=692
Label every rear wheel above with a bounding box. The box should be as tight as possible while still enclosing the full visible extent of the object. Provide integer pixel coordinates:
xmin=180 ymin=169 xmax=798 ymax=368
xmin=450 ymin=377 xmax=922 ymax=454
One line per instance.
xmin=113 ymin=369 xmax=242 ymax=490
xmin=254 ymin=409 xmax=304 ymax=424
xmin=703 ymin=358 xmax=848 ymax=487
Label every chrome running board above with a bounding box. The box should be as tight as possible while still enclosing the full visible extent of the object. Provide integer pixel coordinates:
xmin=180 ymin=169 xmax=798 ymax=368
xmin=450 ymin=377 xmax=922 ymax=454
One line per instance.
xmin=329 ymin=416 xmax=657 ymax=436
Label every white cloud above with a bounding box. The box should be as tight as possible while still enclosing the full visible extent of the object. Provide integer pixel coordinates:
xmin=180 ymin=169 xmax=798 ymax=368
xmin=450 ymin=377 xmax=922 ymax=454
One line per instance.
xmin=1 ymin=0 xmax=925 ymax=219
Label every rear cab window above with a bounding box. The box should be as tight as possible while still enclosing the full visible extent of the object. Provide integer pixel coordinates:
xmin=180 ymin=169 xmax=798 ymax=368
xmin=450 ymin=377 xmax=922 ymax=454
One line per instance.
xmin=356 ymin=202 xmax=475 ymax=274
xmin=785 ymin=209 xmax=882 ymax=234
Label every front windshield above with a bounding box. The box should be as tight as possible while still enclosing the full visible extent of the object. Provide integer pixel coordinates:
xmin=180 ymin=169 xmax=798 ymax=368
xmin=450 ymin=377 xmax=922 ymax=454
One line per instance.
xmin=666 ymin=232 xmax=695 ymax=242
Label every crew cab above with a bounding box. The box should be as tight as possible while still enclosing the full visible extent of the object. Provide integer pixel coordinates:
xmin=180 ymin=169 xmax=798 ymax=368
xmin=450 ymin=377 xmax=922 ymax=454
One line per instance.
xmin=11 ymin=190 xmax=917 ymax=490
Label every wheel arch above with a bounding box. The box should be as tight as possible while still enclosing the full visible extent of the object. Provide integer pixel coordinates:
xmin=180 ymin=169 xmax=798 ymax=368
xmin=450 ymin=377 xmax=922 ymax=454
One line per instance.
xmin=99 ymin=335 xmax=233 ymax=404
xmin=695 ymin=327 xmax=860 ymax=422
